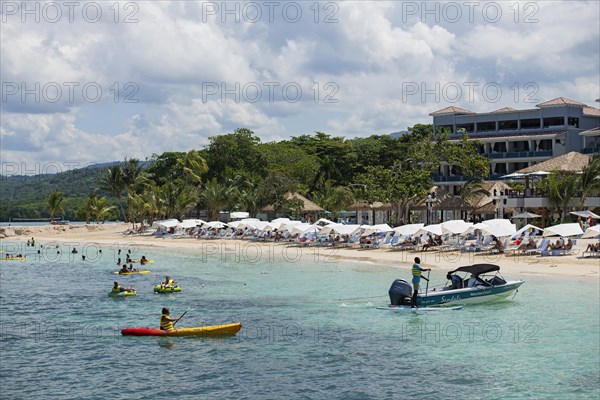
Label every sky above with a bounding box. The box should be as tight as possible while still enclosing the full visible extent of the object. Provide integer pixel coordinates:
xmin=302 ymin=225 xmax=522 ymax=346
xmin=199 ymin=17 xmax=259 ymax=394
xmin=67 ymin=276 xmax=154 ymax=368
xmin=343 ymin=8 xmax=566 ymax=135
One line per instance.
xmin=1 ymin=0 xmax=599 ymax=170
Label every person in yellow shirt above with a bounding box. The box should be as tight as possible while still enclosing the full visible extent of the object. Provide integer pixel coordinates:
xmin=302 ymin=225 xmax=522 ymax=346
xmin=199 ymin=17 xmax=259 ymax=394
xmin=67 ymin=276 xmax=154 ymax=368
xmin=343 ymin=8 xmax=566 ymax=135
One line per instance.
xmin=160 ymin=308 xmax=181 ymax=332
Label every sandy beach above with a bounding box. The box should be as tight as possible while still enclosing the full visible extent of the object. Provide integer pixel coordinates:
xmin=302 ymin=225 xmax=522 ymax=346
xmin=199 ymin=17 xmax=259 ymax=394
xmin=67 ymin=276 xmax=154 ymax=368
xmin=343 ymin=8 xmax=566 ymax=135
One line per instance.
xmin=2 ymin=224 xmax=598 ymax=279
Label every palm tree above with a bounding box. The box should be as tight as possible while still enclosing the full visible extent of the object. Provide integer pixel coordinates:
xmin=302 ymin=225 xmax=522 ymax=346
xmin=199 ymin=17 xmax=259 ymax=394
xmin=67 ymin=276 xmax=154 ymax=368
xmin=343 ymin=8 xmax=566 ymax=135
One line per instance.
xmin=578 ymin=156 xmax=600 ymax=209
xmin=91 ymin=196 xmax=117 ymax=223
xmin=100 ymin=165 xmax=126 ymax=221
xmin=459 ymin=179 xmax=491 ymax=203
xmin=202 ymin=178 xmax=235 ymax=221
xmin=177 ymin=150 xmax=208 ymax=187
xmin=547 ymin=173 xmax=579 ymax=222
xmin=48 ymin=190 xmax=65 ymax=221
xmin=122 ymin=158 xmax=150 ymax=195
xmin=312 ymin=180 xmax=354 ymax=218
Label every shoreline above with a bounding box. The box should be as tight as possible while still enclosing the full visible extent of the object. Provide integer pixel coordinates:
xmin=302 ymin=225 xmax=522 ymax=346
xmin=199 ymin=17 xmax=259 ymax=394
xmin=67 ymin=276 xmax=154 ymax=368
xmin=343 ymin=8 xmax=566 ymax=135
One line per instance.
xmin=1 ymin=224 xmax=599 ymax=280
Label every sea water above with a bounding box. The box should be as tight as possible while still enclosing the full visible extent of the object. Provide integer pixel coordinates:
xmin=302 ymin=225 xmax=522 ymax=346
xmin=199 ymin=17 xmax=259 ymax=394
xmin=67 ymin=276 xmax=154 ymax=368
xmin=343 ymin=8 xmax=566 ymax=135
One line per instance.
xmin=0 ymin=240 xmax=598 ymax=399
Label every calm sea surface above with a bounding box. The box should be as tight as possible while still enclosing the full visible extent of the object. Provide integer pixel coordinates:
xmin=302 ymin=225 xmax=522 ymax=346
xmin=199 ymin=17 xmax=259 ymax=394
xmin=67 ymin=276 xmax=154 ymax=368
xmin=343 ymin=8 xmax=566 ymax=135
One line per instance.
xmin=1 ymin=240 xmax=598 ymax=399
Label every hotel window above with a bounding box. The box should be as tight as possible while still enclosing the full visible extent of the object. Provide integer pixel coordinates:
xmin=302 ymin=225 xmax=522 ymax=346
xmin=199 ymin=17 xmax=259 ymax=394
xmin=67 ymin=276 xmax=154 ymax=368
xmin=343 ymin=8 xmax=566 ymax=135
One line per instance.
xmin=499 ymin=120 xmax=518 ymax=130
xmin=543 ymin=117 xmax=564 ymax=128
xmin=456 ymin=123 xmax=474 ymax=134
xmin=477 ymin=121 xmax=496 ymax=132
xmin=521 ymin=118 xmax=540 ymax=129
xmin=567 ymin=117 xmax=579 ymax=128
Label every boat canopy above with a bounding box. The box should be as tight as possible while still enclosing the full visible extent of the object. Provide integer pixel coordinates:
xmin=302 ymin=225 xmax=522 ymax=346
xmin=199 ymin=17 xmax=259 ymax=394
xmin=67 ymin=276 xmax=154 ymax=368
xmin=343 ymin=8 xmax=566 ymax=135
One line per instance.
xmin=448 ymin=264 xmax=500 ymax=276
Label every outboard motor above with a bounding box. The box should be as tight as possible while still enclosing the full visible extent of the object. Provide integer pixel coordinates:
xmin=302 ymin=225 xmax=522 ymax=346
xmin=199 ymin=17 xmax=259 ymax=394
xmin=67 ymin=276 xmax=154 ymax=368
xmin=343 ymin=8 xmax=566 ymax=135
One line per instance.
xmin=388 ymin=279 xmax=413 ymax=306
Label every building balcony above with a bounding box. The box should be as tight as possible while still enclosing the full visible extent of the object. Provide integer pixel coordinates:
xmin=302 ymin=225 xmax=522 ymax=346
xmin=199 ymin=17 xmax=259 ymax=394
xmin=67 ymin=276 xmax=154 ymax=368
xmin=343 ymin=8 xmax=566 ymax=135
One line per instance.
xmin=484 ymin=151 xmax=553 ymax=159
xmin=582 ymin=147 xmax=600 ymax=155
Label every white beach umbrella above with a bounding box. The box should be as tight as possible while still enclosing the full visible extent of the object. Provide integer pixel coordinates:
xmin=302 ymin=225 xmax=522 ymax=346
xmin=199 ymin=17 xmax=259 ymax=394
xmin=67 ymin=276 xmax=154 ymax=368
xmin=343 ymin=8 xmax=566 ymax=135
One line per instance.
xmin=230 ymin=212 xmax=250 ymax=219
xmin=393 ymin=223 xmax=424 ymax=237
xmin=582 ymin=225 xmax=600 ymax=239
xmin=316 ymin=218 xmax=335 ymax=226
xmin=178 ymin=219 xmax=203 ymax=229
xmin=319 ymin=224 xmax=360 ymax=235
xmin=511 ymin=224 xmax=543 ymax=239
xmin=441 ymin=220 xmax=473 ymax=235
xmin=227 ymin=221 xmax=244 ymax=229
xmin=416 ymin=224 xmax=444 ymax=237
xmin=570 ymin=210 xmax=600 ymax=219
xmin=205 ymin=221 xmax=227 ymax=229
xmin=480 ymin=224 xmax=516 ymax=238
xmin=542 ymin=223 xmax=584 ymax=237
xmin=152 ymin=219 xmax=180 ymax=228
xmin=511 ymin=212 xmax=541 ymax=219
xmin=501 ymin=172 xmax=527 ymax=179
xmin=360 ymin=224 xmax=393 ymax=236
xmin=290 ymin=223 xmax=321 ymax=236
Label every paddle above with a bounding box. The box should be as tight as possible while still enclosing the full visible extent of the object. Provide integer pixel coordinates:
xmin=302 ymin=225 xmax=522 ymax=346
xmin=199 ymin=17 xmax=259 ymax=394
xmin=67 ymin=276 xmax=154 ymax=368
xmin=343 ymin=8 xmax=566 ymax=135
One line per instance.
xmin=173 ymin=310 xmax=188 ymax=327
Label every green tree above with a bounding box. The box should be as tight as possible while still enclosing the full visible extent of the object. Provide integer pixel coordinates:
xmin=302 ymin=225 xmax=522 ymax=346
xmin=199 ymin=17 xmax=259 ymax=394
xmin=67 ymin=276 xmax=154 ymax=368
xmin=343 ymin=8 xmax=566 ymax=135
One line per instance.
xmin=122 ymin=158 xmax=150 ymax=195
xmin=459 ymin=179 xmax=491 ymax=203
xmin=547 ymin=173 xmax=579 ymax=222
xmin=47 ymin=190 xmax=65 ymax=221
xmin=205 ymin=128 xmax=265 ymax=181
xmin=578 ymin=156 xmax=600 ymax=209
xmin=100 ymin=165 xmax=126 ymax=221
xmin=177 ymin=150 xmax=208 ymax=186
xmin=201 ymin=178 xmax=235 ymax=221
xmin=312 ymin=180 xmax=354 ymax=218
xmin=91 ymin=196 xmax=117 ymax=223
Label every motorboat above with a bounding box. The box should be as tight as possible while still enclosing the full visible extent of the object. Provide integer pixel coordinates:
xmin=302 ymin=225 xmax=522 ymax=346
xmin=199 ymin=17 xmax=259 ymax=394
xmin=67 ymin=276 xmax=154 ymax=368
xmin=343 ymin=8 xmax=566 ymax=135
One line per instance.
xmin=387 ymin=264 xmax=524 ymax=307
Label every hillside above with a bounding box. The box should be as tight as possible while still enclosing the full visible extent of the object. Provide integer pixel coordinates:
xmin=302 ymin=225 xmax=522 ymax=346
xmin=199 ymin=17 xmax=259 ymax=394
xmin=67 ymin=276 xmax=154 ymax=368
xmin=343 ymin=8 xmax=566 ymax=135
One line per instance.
xmin=0 ymin=163 xmax=115 ymax=221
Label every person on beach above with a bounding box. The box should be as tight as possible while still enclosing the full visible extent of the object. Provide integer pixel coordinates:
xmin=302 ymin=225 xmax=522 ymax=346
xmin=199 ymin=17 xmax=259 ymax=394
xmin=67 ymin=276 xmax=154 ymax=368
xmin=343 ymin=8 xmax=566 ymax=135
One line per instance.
xmin=161 ymin=276 xmax=176 ymax=289
xmin=160 ymin=308 xmax=180 ymax=332
xmin=411 ymin=257 xmax=430 ymax=308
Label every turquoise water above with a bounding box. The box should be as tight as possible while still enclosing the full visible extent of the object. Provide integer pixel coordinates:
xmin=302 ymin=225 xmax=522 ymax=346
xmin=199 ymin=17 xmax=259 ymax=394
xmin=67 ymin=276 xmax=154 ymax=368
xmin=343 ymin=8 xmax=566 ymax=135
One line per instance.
xmin=1 ymin=240 xmax=598 ymax=399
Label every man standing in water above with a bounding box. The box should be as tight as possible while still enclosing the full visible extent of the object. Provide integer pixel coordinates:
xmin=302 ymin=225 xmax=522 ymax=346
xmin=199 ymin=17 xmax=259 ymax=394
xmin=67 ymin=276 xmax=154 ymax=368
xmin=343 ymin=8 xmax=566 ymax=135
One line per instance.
xmin=411 ymin=257 xmax=430 ymax=308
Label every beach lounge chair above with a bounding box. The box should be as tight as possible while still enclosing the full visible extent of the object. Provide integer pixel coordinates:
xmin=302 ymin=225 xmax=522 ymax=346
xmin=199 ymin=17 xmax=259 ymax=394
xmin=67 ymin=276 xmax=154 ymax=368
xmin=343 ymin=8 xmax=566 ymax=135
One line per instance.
xmin=525 ymin=239 xmax=550 ymax=255
xmin=461 ymin=236 xmax=492 ymax=252
xmin=542 ymin=240 xmax=576 ymax=256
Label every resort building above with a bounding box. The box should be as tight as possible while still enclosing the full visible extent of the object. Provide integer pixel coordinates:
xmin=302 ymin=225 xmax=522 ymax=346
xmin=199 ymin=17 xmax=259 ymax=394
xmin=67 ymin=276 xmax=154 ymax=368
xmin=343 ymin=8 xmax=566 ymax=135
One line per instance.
xmin=431 ymin=97 xmax=600 ymax=194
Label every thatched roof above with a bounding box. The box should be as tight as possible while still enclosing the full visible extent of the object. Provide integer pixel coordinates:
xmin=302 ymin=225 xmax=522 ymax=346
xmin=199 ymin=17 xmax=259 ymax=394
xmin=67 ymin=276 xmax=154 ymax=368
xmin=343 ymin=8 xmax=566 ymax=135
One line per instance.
xmin=347 ymin=201 xmax=392 ymax=211
xmin=469 ymin=181 xmax=512 ymax=210
xmin=515 ymin=152 xmax=591 ymax=174
xmin=413 ymin=186 xmax=473 ymax=211
xmin=262 ymin=192 xmax=323 ymax=212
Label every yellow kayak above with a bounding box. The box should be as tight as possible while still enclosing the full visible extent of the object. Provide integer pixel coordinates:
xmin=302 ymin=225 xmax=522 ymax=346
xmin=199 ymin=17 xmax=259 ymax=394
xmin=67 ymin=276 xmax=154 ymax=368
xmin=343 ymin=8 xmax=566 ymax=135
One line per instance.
xmin=113 ymin=270 xmax=151 ymax=275
xmin=132 ymin=259 xmax=155 ymax=264
xmin=121 ymin=323 xmax=243 ymax=337
xmin=0 ymin=257 xmax=27 ymax=261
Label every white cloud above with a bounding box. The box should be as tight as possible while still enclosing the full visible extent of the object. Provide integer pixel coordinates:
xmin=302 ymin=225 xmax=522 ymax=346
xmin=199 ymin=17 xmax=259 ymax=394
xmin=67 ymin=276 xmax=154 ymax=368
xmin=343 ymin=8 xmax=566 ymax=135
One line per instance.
xmin=0 ymin=1 xmax=598 ymax=164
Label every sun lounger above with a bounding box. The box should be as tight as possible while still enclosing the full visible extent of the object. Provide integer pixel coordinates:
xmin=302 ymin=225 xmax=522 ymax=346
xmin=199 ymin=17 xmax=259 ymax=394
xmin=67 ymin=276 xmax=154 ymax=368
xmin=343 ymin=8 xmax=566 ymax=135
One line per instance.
xmin=524 ymin=239 xmax=550 ymax=255
xmin=541 ymin=240 xmax=576 ymax=256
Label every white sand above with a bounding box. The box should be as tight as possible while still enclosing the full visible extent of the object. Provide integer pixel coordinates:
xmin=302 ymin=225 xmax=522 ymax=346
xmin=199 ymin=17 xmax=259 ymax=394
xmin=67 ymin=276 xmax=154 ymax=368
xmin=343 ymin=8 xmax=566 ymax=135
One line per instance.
xmin=2 ymin=224 xmax=599 ymax=280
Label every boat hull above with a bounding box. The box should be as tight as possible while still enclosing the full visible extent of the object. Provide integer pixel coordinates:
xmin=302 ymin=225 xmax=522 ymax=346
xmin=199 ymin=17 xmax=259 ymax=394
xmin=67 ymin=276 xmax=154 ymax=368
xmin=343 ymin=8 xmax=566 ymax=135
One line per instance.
xmin=417 ymin=281 xmax=524 ymax=306
xmin=121 ymin=323 xmax=242 ymax=337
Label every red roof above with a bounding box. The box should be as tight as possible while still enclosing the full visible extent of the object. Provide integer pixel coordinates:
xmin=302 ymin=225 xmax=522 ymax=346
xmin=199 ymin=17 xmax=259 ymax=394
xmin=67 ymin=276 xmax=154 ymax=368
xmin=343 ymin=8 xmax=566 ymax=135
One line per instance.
xmin=536 ymin=97 xmax=587 ymax=108
xmin=429 ymin=106 xmax=475 ymax=116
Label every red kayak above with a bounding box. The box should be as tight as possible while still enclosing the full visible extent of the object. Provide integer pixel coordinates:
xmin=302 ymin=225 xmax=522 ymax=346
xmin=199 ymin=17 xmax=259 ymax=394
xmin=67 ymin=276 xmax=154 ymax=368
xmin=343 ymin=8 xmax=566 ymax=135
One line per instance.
xmin=121 ymin=322 xmax=242 ymax=337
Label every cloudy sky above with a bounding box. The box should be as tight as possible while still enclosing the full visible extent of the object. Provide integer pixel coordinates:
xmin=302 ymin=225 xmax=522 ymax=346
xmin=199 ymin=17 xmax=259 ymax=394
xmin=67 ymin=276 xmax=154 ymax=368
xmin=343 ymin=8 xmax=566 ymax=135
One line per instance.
xmin=1 ymin=0 xmax=599 ymax=168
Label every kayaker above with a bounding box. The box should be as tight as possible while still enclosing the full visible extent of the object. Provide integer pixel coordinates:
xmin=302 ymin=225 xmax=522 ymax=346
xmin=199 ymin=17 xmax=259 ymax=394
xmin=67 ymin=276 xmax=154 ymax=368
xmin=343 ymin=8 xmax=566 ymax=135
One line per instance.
xmin=161 ymin=276 xmax=176 ymax=289
xmin=411 ymin=257 xmax=430 ymax=308
xmin=71 ymin=247 xmax=78 ymax=254
xmin=140 ymin=256 xmax=148 ymax=265
xmin=119 ymin=264 xmax=129 ymax=274
xmin=117 ymin=258 xmax=122 ymax=266
xmin=128 ymin=263 xmax=137 ymax=272
xmin=160 ymin=308 xmax=181 ymax=332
